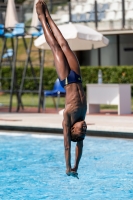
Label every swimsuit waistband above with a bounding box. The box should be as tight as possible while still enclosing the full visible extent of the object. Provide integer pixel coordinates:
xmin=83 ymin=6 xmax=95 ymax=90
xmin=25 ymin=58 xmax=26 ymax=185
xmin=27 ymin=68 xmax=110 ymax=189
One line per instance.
xmin=59 ymin=70 xmax=82 ymax=88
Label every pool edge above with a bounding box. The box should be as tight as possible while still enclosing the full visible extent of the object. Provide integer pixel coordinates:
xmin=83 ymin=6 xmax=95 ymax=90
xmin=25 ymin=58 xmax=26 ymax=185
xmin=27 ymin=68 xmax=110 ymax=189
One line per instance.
xmin=0 ymin=125 xmax=133 ymax=139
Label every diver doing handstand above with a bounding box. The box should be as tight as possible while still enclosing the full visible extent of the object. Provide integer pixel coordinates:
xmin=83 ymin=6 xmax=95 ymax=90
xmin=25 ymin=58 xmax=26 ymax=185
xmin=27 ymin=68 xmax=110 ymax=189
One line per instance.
xmin=36 ymin=0 xmax=87 ymax=178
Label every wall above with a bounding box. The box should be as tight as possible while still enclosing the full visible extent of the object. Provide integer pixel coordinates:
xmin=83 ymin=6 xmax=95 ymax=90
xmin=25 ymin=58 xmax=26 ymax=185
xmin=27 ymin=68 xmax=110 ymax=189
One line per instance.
xmin=120 ymin=34 xmax=133 ymax=65
xmin=80 ymin=34 xmax=133 ymax=66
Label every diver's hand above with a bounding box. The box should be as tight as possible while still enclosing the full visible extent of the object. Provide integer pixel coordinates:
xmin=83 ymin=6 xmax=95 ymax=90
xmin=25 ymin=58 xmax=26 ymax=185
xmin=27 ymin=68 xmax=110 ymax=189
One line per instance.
xmin=70 ymin=171 xmax=79 ymax=179
xmin=66 ymin=169 xmax=79 ymax=179
xmin=71 ymin=167 xmax=79 ymax=179
xmin=71 ymin=167 xmax=78 ymax=172
xmin=66 ymin=168 xmax=71 ymax=176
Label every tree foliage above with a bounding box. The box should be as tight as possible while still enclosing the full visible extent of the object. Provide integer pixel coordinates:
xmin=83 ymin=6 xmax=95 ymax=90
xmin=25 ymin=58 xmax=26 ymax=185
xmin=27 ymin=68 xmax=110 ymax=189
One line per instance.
xmin=1 ymin=66 xmax=133 ymax=96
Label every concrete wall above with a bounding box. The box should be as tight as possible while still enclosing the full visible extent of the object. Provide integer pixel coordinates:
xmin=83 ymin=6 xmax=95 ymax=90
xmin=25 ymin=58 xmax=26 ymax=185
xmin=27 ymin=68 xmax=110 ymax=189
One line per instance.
xmin=101 ymin=35 xmax=117 ymax=66
xmin=80 ymin=34 xmax=133 ymax=66
xmin=120 ymin=34 xmax=133 ymax=65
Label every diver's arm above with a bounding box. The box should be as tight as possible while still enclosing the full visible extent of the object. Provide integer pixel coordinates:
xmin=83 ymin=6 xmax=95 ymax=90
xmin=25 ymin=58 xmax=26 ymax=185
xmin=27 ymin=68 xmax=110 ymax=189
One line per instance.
xmin=62 ymin=117 xmax=71 ymax=175
xmin=72 ymin=141 xmax=83 ymax=172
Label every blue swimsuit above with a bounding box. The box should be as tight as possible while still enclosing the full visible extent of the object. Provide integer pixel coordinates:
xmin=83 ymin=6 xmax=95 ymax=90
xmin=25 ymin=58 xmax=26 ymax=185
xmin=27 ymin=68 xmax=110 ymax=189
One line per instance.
xmin=59 ymin=70 xmax=82 ymax=88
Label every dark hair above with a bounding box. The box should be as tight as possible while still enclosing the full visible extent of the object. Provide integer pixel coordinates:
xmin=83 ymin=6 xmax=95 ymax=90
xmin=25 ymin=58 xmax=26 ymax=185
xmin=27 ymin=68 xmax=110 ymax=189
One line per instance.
xmin=71 ymin=134 xmax=85 ymax=142
xmin=70 ymin=121 xmax=87 ymax=142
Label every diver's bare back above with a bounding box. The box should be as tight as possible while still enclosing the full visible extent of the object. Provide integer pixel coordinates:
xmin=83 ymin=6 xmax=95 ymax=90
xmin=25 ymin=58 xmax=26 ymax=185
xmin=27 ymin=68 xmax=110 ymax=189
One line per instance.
xmin=65 ymin=83 xmax=87 ymax=125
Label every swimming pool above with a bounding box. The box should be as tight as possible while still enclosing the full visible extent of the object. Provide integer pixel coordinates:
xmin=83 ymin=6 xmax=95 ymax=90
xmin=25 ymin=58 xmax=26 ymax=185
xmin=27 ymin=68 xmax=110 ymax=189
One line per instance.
xmin=0 ymin=132 xmax=133 ymax=200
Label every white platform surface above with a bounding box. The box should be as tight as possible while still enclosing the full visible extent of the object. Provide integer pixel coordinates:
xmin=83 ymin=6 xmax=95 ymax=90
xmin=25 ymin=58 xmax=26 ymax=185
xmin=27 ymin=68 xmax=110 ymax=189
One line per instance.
xmin=86 ymin=84 xmax=131 ymax=115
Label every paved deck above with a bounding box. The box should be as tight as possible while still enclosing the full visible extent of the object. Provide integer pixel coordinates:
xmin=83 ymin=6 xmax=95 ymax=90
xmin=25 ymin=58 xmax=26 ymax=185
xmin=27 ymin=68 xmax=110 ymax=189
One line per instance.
xmin=0 ymin=111 xmax=133 ymax=139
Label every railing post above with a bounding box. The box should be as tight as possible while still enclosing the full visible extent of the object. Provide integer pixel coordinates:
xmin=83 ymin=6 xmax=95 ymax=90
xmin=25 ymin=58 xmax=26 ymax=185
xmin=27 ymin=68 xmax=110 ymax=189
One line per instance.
xmin=98 ymin=49 xmax=101 ymax=66
xmin=117 ymin=35 xmax=120 ymax=66
xmin=68 ymin=0 xmax=72 ymax=22
xmin=49 ymin=0 xmax=53 ymax=13
xmin=122 ymin=0 xmax=125 ymax=28
xmin=94 ymin=0 xmax=98 ymax=29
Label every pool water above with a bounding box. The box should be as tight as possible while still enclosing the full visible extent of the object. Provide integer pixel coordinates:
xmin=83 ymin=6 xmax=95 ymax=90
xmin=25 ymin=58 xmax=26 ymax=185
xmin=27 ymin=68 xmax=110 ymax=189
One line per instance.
xmin=0 ymin=132 xmax=133 ymax=200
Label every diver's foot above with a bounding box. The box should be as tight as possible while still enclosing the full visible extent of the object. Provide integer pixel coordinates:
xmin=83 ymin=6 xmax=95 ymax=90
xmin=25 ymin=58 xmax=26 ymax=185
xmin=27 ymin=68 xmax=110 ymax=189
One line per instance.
xmin=40 ymin=0 xmax=50 ymax=18
xmin=36 ymin=0 xmax=45 ymax=20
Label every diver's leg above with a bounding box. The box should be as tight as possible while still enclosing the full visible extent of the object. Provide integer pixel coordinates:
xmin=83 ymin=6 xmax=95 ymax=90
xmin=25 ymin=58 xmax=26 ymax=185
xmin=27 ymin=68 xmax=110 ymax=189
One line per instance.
xmin=36 ymin=0 xmax=70 ymax=80
xmin=42 ymin=1 xmax=81 ymax=76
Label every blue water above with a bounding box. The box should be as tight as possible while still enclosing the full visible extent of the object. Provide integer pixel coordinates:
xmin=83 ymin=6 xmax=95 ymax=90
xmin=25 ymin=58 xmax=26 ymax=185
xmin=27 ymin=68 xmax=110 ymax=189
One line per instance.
xmin=0 ymin=132 xmax=133 ymax=200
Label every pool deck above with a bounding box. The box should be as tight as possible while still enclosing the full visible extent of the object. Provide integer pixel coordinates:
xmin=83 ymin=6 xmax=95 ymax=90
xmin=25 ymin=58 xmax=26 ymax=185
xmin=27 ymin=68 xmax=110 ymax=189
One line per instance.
xmin=0 ymin=110 xmax=133 ymax=139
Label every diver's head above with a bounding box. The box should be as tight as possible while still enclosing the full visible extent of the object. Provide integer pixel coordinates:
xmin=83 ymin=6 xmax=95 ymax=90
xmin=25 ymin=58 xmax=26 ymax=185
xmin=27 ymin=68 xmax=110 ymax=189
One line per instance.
xmin=70 ymin=121 xmax=87 ymax=142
